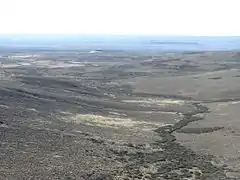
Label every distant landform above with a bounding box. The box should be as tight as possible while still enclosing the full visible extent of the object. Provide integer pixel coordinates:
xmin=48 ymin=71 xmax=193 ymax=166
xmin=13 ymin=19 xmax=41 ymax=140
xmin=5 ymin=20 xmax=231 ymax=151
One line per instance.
xmin=0 ymin=35 xmax=240 ymax=52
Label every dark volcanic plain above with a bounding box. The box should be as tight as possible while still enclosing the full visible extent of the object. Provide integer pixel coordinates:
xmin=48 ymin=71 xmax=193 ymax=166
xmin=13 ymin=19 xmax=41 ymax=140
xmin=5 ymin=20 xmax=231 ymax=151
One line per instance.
xmin=1 ymin=49 xmax=240 ymax=179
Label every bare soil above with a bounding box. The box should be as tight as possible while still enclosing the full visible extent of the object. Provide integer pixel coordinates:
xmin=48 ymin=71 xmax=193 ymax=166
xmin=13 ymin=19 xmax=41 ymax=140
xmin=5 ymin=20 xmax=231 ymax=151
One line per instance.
xmin=1 ymin=50 xmax=240 ymax=179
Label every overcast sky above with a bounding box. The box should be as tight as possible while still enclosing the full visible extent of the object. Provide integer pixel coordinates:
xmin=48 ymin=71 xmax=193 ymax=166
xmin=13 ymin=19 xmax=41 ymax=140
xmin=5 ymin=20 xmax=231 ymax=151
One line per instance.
xmin=0 ymin=0 xmax=239 ymax=35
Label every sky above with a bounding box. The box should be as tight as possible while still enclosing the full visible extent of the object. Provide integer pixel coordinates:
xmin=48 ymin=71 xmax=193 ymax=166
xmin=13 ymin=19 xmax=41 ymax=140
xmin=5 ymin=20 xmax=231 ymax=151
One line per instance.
xmin=0 ymin=0 xmax=239 ymax=36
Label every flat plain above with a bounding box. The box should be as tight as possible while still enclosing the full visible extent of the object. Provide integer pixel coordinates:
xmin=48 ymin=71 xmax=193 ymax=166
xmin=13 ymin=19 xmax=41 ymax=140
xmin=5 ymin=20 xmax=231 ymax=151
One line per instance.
xmin=1 ymin=49 xmax=240 ymax=179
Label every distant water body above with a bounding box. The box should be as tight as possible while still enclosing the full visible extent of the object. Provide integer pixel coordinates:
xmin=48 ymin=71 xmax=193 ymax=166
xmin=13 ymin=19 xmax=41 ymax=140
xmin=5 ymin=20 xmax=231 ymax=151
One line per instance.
xmin=0 ymin=35 xmax=240 ymax=52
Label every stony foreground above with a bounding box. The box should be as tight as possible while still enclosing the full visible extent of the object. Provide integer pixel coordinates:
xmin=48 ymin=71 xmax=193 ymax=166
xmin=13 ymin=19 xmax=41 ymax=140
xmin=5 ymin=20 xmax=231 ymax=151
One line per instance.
xmin=1 ymin=50 xmax=240 ymax=179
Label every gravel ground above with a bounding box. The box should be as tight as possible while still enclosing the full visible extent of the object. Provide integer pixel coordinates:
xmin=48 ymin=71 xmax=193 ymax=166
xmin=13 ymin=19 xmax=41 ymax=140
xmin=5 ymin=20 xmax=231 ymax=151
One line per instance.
xmin=1 ymin=50 xmax=240 ymax=179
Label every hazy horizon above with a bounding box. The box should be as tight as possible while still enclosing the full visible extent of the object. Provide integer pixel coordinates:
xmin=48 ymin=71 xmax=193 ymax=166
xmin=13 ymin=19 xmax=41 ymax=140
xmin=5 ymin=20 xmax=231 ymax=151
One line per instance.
xmin=1 ymin=35 xmax=240 ymax=52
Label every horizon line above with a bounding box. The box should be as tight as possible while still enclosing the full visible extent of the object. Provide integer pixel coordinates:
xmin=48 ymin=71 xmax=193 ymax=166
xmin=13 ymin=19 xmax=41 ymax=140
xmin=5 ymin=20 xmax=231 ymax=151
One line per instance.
xmin=0 ymin=34 xmax=240 ymax=37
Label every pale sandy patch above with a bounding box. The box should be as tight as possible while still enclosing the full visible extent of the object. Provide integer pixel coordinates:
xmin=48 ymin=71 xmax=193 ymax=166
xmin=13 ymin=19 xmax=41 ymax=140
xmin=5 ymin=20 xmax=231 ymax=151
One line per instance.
xmin=122 ymin=98 xmax=185 ymax=106
xmin=71 ymin=114 xmax=164 ymax=128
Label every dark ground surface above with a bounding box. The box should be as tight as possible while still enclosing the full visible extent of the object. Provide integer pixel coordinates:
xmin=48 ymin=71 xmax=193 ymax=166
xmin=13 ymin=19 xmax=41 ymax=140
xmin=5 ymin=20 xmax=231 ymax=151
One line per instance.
xmin=1 ymin=50 xmax=240 ymax=179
